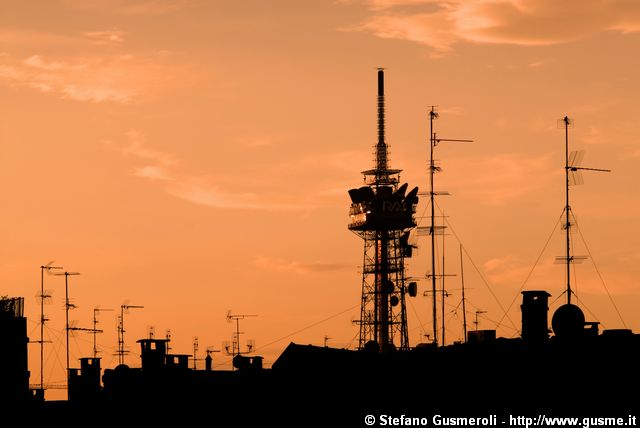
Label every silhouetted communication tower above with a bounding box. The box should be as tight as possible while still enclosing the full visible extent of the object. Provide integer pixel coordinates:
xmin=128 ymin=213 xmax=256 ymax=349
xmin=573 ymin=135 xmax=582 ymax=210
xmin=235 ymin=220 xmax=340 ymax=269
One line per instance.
xmin=348 ymin=69 xmax=419 ymax=352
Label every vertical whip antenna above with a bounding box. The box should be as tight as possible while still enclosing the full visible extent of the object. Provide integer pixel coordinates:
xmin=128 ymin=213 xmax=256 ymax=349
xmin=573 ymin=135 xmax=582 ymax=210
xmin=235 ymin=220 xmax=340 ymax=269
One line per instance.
xmin=376 ymin=68 xmax=388 ymax=175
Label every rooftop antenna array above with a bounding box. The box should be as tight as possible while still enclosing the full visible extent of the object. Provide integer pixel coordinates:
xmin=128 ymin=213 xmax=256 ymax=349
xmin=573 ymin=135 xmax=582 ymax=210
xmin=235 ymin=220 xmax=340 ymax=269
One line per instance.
xmin=224 ymin=311 xmax=257 ymax=368
xmin=93 ymin=307 xmax=114 ymax=358
xmin=556 ymin=116 xmax=610 ymax=305
xmin=116 ymin=303 xmax=144 ymax=365
xmin=422 ymin=106 xmax=472 ymax=346
xmin=53 ymin=270 xmax=80 ymax=400
xmin=348 ymin=69 xmax=420 ymax=352
xmin=37 ymin=261 xmax=63 ymax=396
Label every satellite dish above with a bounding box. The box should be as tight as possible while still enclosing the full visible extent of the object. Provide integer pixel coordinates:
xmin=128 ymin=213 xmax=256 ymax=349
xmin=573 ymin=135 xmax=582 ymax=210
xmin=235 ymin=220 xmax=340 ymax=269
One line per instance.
xmin=408 ymin=282 xmax=418 ymax=297
xmin=386 ymin=280 xmax=394 ymax=293
xmin=390 ymin=296 xmax=399 ymax=307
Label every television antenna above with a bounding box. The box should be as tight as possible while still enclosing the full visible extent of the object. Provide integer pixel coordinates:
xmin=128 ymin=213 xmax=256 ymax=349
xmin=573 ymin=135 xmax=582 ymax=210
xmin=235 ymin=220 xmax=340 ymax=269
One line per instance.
xmin=116 ymin=303 xmax=143 ymax=365
xmin=37 ymin=261 xmax=63 ymax=394
xmin=53 ymin=270 xmax=79 ymax=400
xmin=224 ymin=311 xmax=257 ymax=367
xmin=557 ymin=116 xmax=610 ymax=304
xmin=93 ymin=307 xmax=113 ymax=358
xmin=474 ymin=310 xmax=487 ymax=331
xmin=425 ymin=106 xmax=472 ymax=346
xmin=192 ymin=337 xmax=199 ymax=370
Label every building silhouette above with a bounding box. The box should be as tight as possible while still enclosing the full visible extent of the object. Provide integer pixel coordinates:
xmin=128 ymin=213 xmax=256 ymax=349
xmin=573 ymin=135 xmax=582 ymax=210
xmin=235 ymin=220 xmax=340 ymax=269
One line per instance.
xmin=0 ymin=297 xmax=30 ymax=403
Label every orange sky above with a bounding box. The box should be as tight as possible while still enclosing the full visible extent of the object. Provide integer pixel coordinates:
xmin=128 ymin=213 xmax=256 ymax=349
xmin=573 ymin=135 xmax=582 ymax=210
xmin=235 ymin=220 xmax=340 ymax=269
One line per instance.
xmin=2 ymin=0 xmax=640 ymax=399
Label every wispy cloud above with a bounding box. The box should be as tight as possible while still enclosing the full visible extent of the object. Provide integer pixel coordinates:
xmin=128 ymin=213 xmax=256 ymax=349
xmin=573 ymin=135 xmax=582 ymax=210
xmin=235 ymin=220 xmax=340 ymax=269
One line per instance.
xmin=254 ymin=256 xmax=350 ymax=274
xmin=108 ymin=132 xmax=328 ymax=211
xmin=237 ymin=133 xmax=289 ymax=148
xmin=166 ymin=178 xmax=301 ymax=211
xmin=134 ymin=166 xmax=173 ymax=181
xmin=83 ymin=29 xmax=126 ymax=45
xmin=438 ymin=106 xmax=465 ymax=115
xmin=484 ymin=255 xmax=536 ymax=286
xmin=581 ymin=126 xmax=604 ymax=145
xmin=61 ymin=0 xmax=195 ymax=15
xmin=122 ymin=131 xmax=178 ymax=166
xmin=443 ymin=153 xmax=557 ymax=205
xmin=0 ymin=52 xmax=185 ymax=103
xmin=0 ymin=26 xmax=193 ymax=103
xmin=0 ymin=29 xmax=82 ymax=49
xmin=348 ymin=0 xmax=640 ymax=55
xmin=527 ymin=60 xmax=547 ymax=68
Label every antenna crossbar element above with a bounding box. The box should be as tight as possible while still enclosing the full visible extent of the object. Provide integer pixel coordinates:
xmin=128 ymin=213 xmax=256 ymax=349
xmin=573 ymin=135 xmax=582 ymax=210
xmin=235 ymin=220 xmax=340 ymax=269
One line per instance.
xmin=435 ymin=138 xmax=473 ymax=144
xmin=424 ymin=274 xmax=456 ymax=279
xmin=554 ymin=255 xmax=588 ymax=264
xmin=205 ymin=347 xmax=221 ymax=356
xmin=418 ymin=191 xmax=451 ymax=196
xmin=417 ymin=225 xmax=448 ymax=236
xmin=69 ymin=326 xmax=103 ymax=333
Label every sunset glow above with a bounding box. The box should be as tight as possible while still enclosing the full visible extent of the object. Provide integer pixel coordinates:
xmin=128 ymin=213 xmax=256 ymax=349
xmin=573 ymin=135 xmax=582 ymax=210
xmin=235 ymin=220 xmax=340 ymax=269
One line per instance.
xmin=2 ymin=0 xmax=640 ymax=400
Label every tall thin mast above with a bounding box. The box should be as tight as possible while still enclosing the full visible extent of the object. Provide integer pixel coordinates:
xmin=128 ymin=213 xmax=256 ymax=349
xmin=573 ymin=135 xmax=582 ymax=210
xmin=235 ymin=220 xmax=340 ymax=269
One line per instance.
xmin=564 ymin=116 xmax=572 ymax=304
xmin=39 ymin=262 xmax=62 ymax=395
xmin=54 ymin=270 xmax=80 ymax=400
xmin=93 ymin=307 xmax=113 ymax=359
xmin=40 ymin=267 xmax=44 ymax=391
xmin=118 ymin=304 xmax=143 ymax=365
xmin=559 ymin=116 xmax=609 ymax=304
xmin=426 ymin=108 xmax=472 ymax=346
xmin=429 ymin=107 xmax=438 ymax=345
xmin=441 ymin=211 xmax=446 ymax=346
xmin=459 ymin=244 xmax=467 ymax=342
